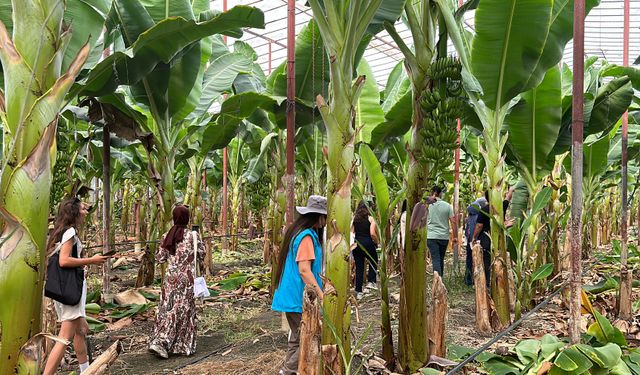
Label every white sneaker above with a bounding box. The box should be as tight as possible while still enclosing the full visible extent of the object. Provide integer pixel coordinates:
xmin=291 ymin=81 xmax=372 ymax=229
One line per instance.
xmin=149 ymin=344 xmax=168 ymax=359
xmin=356 ymin=292 xmax=363 ymax=300
xmin=365 ymin=282 xmax=377 ymax=291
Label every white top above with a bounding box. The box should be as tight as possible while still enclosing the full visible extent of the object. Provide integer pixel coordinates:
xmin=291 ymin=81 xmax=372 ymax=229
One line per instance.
xmin=53 ymin=227 xmax=87 ymax=321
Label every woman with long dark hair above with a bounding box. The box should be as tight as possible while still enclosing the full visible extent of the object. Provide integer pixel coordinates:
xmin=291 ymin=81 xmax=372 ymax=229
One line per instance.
xmin=352 ymin=200 xmax=379 ymax=299
xmin=272 ymin=195 xmax=327 ymax=375
xmin=148 ymin=205 xmax=205 ymax=359
xmin=44 ymin=198 xmax=109 ymax=375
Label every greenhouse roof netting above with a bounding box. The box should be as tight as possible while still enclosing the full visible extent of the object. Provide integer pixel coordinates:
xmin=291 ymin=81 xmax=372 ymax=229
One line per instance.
xmin=213 ymin=0 xmax=640 ymax=88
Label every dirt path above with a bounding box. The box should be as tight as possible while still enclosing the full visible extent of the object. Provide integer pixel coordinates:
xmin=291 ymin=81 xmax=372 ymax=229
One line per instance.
xmin=55 ymin=237 xmax=638 ymax=374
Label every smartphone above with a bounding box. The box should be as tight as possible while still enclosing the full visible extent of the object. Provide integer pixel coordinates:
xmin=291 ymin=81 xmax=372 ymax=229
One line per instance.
xmin=101 ymin=249 xmax=117 ymax=257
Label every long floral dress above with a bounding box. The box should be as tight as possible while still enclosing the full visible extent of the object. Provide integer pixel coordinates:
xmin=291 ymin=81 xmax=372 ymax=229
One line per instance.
xmin=150 ymin=230 xmax=206 ymax=355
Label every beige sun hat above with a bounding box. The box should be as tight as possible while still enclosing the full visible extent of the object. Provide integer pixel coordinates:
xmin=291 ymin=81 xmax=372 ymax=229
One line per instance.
xmin=296 ymin=195 xmax=328 ymax=215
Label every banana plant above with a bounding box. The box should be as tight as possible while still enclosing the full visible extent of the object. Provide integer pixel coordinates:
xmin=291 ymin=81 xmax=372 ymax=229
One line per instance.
xmin=76 ymin=0 xmax=265 ymax=228
xmin=359 ymin=144 xmax=405 ymax=365
xmin=382 ymin=1 xmax=467 ymax=369
xmin=448 ymin=0 xmax=601 ymax=327
xmin=305 ymin=1 xmax=405 ymax=368
xmin=0 ymin=0 xmax=110 ymax=371
xmin=506 ymin=187 xmax=555 ymax=319
xmin=76 ymin=0 xmax=265 ymax=283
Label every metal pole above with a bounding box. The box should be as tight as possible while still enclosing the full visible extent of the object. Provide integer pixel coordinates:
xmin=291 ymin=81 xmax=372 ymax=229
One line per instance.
xmin=569 ymin=0 xmax=585 ymax=344
xmin=285 ymin=0 xmax=296 ymax=225
xmin=618 ymin=0 xmax=632 ymax=319
xmin=452 ymin=0 xmax=464 ymax=274
xmin=102 ymin=124 xmax=112 ymax=303
xmin=221 ymin=0 xmax=229 ymax=253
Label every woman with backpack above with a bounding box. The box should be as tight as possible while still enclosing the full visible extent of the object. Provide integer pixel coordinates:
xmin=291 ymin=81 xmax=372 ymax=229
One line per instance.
xmin=272 ymin=195 xmax=327 ymax=375
xmin=43 ymin=198 xmax=109 ymax=375
xmin=148 ymin=205 xmax=206 ymax=359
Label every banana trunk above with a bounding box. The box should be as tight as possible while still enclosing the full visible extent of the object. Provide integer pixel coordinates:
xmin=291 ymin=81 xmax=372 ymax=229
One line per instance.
xmin=398 ymin=91 xmax=429 ymax=371
xmin=0 ymin=1 xmax=89 ymax=371
xmin=318 ymin=91 xmax=355 ymax=363
xmin=481 ymin=118 xmax=510 ymax=327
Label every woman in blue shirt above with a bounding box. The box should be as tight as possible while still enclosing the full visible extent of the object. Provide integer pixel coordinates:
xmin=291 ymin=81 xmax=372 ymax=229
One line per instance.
xmin=272 ymin=195 xmax=327 ymax=375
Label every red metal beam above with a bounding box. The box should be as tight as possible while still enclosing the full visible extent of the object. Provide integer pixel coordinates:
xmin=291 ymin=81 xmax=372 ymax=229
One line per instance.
xmin=285 ymin=0 xmax=296 ymax=224
xmin=569 ymin=0 xmax=585 ymax=344
xmin=222 ymin=0 xmax=229 ymax=251
xmin=452 ymin=0 xmax=464 ymax=274
xmin=618 ymin=0 xmax=632 ymax=319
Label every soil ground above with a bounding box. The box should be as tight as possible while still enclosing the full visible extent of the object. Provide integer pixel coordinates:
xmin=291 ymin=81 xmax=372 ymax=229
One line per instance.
xmin=55 ymin=233 xmax=639 ymax=375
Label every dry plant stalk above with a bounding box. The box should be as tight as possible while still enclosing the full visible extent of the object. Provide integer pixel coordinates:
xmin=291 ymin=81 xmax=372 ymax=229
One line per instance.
xmin=299 ymin=285 xmax=322 ymax=375
xmin=429 ymin=272 xmax=448 ymax=357
xmin=472 ymin=243 xmax=492 ymax=333
xmin=83 ymin=340 xmax=121 ymax=375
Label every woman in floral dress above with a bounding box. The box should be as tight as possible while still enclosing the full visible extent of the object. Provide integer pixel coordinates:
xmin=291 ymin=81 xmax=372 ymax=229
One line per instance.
xmin=149 ymin=205 xmax=205 ymax=358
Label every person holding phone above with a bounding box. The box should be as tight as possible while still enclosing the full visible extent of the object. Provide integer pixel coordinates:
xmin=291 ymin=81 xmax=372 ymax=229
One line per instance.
xmin=149 ymin=205 xmax=205 ymax=359
xmin=43 ymin=198 xmax=109 ymax=375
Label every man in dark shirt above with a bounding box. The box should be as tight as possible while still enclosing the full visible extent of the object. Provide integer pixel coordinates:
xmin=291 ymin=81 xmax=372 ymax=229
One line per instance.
xmin=471 ymin=187 xmax=514 ymax=286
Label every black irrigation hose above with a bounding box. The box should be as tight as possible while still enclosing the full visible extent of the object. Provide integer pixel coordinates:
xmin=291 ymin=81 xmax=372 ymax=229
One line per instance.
xmin=173 ymin=343 xmax=234 ymax=370
xmin=83 ymin=231 xmax=270 ymax=249
xmin=446 ymin=281 xmax=568 ymax=374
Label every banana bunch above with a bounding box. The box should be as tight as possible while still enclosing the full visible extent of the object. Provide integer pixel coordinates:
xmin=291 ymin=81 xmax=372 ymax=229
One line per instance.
xmin=417 ymin=57 xmax=466 ymax=166
xmin=50 ymin=145 xmax=71 ymax=210
xmin=448 ymin=80 xmax=463 ymax=97
xmin=427 ymin=56 xmax=462 ymax=81
xmin=420 ymin=89 xmax=441 ymax=112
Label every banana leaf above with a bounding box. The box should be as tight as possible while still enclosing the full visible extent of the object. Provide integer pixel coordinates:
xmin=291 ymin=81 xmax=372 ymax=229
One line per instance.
xmin=359 ymin=144 xmax=390 ymax=224
xmin=75 ymin=5 xmax=264 ymax=98
xmin=268 ymin=19 xmax=330 ymax=107
xmin=471 ymin=0 xmax=553 ymax=110
xmin=200 ymin=92 xmax=277 ymax=155
xmin=519 ymin=0 xmax=600 ymax=91
xmin=370 ymin=91 xmax=412 ymax=147
xmin=356 ymin=59 xmax=384 ymax=144
xmin=552 ymin=75 xmax=634 ymax=157
xmin=382 ymin=61 xmax=409 ymax=113
xmin=506 ymin=66 xmax=562 ymax=180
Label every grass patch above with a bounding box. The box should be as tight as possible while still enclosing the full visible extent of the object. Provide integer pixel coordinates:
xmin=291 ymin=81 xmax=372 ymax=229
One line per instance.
xmin=199 ymin=305 xmax=266 ymax=343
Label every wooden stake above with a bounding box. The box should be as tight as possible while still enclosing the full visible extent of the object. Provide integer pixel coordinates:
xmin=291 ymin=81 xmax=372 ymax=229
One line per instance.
xmin=83 ymin=340 xmax=121 ymax=375
xmin=299 ymin=286 xmax=322 ymax=375
xmin=472 ymin=243 xmax=491 ymax=333
xmin=429 ymin=272 xmax=448 ymax=358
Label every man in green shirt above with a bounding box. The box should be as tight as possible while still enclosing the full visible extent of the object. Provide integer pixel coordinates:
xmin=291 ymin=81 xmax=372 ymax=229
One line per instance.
xmin=427 ymin=186 xmax=456 ymax=277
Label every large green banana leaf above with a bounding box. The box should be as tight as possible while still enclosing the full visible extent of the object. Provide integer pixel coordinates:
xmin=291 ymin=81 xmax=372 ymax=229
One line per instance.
xmin=63 ymin=0 xmax=112 ymax=72
xmin=370 ymin=91 xmax=412 ymax=147
xmin=471 ymin=0 xmax=553 ymax=110
xmin=609 ymin=121 xmax=640 ymax=165
xmin=75 ymin=5 xmax=263 ymax=98
xmin=563 ymin=131 xmax=613 ymax=182
xmin=552 ymin=76 xmax=634 ymax=156
xmin=200 ymin=92 xmax=277 ymax=155
xmin=520 ymin=0 xmax=600 ymax=91
xmin=601 ymin=65 xmax=640 ymax=90
xmin=359 ymin=144 xmax=390 ymax=225
xmin=382 ymin=61 xmax=409 ymax=113
xmin=506 ymin=66 xmax=562 ymax=181
xmin=356 ymin=59 xmax=385 ymax=144
xmin=191 ymin=51 xmax=253 ymax=118
xmin=584 ymin=134 xmax=611 ymax=179
xmin=242 ymin=132 xmax=279 ymax=183
xmin=268 ymin=19 xmax=330 ymax=106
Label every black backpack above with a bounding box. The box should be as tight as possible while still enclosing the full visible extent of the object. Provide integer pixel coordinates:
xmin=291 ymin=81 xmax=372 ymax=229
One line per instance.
xmin=44 ymin=237 xmax=84 ymax=306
